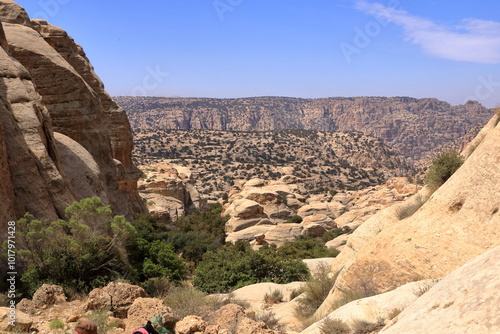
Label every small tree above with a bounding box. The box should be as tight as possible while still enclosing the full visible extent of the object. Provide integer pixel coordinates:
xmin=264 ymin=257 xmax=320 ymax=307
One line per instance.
xmin=425 ymin=151 xmax=464 ymax=191
xmin=17 ymin=197 xmax=136 ymax=295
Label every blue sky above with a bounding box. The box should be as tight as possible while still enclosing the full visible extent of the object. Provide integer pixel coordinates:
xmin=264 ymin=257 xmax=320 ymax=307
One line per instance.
xmin=15 ymin=0 xmax=500 ymax=107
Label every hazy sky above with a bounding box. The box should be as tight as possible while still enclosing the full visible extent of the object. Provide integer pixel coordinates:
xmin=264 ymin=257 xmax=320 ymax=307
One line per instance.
xmin=15 ymin=0 xmax=500 ymax=107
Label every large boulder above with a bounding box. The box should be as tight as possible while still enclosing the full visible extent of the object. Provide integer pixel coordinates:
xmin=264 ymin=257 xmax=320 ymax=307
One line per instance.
xmin=84 ymin=282 xmax=147 ymax=318
xmin=297 ymin=202 xmax=346 ymax=220
xmin=32 ymin=284 xmax=66 ymax=309
xmin=0 ymin=307 xmax=32 ymax=332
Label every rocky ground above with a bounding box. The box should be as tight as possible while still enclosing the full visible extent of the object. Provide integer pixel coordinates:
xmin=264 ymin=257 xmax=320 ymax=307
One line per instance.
xmin=133 ymin=129 xmax=416 ymax=200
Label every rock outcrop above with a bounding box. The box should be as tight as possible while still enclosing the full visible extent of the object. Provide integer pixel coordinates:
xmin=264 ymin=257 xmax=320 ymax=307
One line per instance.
xmin=381 ymin=246 xmax=500 ymax=334
xmin=0 ymin=0 xmax=145 ymax=227
xmin=315 ymin=112 xmax=500 ymax=320
xmin=225 ymin=177 xmax=420 ymax=247
xmin=84 ymin=282 xmax=147 ymax=318
xmin=138 ymin=163 xmax=201 ymax=222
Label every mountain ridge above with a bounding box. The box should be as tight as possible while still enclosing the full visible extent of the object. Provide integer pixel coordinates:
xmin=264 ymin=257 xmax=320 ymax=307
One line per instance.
xmin=116 ymin=96 xmax=492 ymax=162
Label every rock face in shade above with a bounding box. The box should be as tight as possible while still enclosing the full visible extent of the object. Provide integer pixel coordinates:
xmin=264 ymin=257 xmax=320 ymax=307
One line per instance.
xmin=0 ymin=0 xmax=145 ymax=228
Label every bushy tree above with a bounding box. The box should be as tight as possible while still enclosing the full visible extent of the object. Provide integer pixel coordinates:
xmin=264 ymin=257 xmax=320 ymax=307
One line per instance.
xmin=17 ymin=197 xmax=136 ymax=295
xmin=193 ymin=241 xmax=310 ymax=293
xmin=425 ymin=151 xmax=464 ymax=191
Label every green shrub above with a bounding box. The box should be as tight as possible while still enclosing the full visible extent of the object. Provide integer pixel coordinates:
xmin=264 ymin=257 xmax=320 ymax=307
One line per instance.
xmin=49 ymin=318 xmax=65 ymax=333
xmin=193 ymin=241 xmax=310 ymax=293
xmin=88 ymin=309 xmax=118 ymax=334
xmin=138 ymin=240 xmax=186 ymax=282
xmin=274 ymin=235 xmax=339 ymax=259
xmin=286 ymin=215 xmax=303 ymax=224
xmin=17 ymin=197 xmax=136 ymax=296
xmin=425 ymin=151 xmax=464 ymax=191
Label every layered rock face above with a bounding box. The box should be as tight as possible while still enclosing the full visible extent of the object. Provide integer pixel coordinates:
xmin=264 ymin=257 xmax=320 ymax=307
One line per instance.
xmin=117 ymin=96 xmax=492 ymax=161
xmin=138 ymin=163 xmax=201 ymax=222
xmin=0 ymin=1 xmax=145 ymax=226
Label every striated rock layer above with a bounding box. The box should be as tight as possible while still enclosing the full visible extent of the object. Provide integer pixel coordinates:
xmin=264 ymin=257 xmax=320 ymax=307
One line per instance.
xmin=0 ymin=0 xmax=145 ymax=229
xmin=117 ymin=96 xmax=492 ymax=162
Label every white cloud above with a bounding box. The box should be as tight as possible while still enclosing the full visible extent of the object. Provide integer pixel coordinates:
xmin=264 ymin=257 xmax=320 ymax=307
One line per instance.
xmin=354 ymin=0 xmax=500 ymax=64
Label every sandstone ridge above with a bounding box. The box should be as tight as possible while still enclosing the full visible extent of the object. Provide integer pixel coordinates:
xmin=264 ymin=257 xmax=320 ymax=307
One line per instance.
xmin=0 ymin=0 xmax=145 ymax=228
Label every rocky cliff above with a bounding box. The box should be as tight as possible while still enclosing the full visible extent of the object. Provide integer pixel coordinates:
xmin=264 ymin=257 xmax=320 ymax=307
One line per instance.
xmin=0 ymin=0 xmax=145 ymax=228
xmin=116 ymin=96 xmax=492 ymax=162
xmin=306 ymin=112 xmax=500 ymax=329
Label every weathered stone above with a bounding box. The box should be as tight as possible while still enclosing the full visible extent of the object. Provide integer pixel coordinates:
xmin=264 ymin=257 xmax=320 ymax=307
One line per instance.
xmin=124 ymin=297 xmax=173 ymax=334
xmin=381 ymin=246 xmax=500 ymax=334
xmin=0 ymin=307 xmax=32 ymax=332
xmin=32 ymin=284 xmax=66 ymax=309
xmin=84 ymin=282 xmax=147 ymax=318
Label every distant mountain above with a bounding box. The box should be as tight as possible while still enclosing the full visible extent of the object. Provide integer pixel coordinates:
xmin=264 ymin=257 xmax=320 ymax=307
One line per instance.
xmin=115 ymin=96 xmax=492 ymax=162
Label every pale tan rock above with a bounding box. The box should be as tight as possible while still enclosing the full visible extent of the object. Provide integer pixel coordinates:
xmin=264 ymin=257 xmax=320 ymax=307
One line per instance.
xmin=226 ymin=225 xmax=275 ymax=243
xmin=244 ymin=178 xmax=267 ymax=188
xmin=32 ymin=284 xmax=66 ymax=309
xmin=0 ymin=307 xmax=32 ymax=332
xmin=325 ymin=234 xmax=349 ymax=249
xmin=55 ymin=132 xmax=110 ymax=202
xmin=303 ymin=258 xmax=336 ymax=276
xmin=264 ymin=224 xmax=304 ymax=246
xmin=297 ymin=202 xmax=346 ymax=220
xmin=300 ymin=214 xmax=337 ymax=237
xmin=176 ymin=315 xmax=207 ymax=334
xmin=124 ymin=298 xmax=172 ymax=334
xmin=85 ymin=282 xmax=147 ymax=318
xmin=381 ymin=246 xmax=500 ymax=334
xmin=317 ymin=114 xmax=500 ymax=318
xmin=300 ymin=279 xmax=438 ymax=334
xmin=231 ymin=282 xmax=306 ymax=308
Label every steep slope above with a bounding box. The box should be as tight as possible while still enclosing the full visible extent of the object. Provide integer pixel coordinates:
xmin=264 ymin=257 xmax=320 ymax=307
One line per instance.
xmin=381 ymin=245 xmax=500 ymax=334
xmin=116 ymin=96 xmax=492 ymax=161
xmin=312 ymin=112 xmax=500 ymax=321
xmin=0 ymin=0 xmax=145 ymax=225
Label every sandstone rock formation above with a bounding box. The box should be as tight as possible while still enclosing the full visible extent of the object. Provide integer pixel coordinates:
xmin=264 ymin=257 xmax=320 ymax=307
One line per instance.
xmin=31 ymin=284 xmax=66 ymax=309
xmin=381 ymin=246 xmax=500 ymax=334
xmin=225 ymin=177 xmax=420 ymax=246
xmin=138 ymin=163 xmax=201 ymax=222
xmin=315 ymin=112 xmax=500 ymax=321
xmin=300 ymin=279 xmax=439 ymax=334
xmin=124 ymin=297 xmax=173 ymax=334
xmin=84 ymin=282 xmax=147 ymax=318
xmin=0 ymin=0 xmax=145 ymax=229
xmin=117 ymin=96 xmax=492 ymax=162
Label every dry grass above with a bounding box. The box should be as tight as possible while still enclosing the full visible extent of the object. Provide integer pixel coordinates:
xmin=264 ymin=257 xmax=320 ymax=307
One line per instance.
xmin=319 ymin=317 xmax=350 ymax=334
